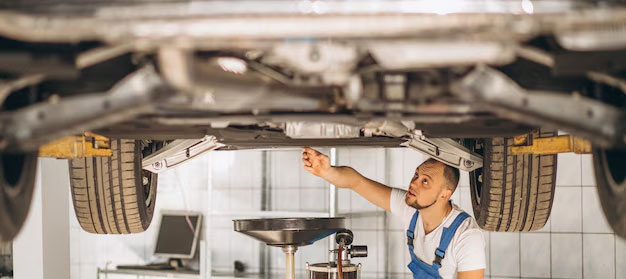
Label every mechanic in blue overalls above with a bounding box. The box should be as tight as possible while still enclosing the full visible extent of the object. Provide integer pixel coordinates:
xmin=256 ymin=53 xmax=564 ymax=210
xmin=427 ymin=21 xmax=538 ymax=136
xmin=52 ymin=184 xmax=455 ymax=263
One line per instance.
xmin=302 ymin=147 xmax=486 ymax=279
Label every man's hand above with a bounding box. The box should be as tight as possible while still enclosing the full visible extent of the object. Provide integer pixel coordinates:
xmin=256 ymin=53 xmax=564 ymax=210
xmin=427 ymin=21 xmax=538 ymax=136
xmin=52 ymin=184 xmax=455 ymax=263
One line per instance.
xmin=302 ymin=147 xmax=332 ymax=178
xmin=301 ymin=147 xmax=393 ymax=211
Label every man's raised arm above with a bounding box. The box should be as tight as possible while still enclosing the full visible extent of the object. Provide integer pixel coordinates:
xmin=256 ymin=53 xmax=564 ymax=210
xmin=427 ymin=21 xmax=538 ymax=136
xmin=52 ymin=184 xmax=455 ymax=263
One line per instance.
xmin=302 ymin=147 xmax=393 ymax=212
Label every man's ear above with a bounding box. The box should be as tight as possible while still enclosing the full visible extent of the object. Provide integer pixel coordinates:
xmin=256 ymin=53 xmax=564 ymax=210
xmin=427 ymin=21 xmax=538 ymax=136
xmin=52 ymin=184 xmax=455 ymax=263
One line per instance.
xmin=441 ymin=187 xmax=452 ymax=200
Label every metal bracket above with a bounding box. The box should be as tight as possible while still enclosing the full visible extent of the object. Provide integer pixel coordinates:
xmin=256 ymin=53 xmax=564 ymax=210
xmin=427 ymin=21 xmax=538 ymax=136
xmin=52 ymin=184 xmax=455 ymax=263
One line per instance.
xmin=402 ymin=135 xmax=483 ymax=172
xmin=142 ymin=135 xmax=224 ymax=173
xmin=451 ymin=66 xmax=626 ymax=149
xmin=0 ymin=65 xmax=170 ymax=152
xmin=39 ymin=132 xmax=112 ymax=159
xmin=511 ymin=135 xmax=592 ymax=155
xmin=363 ymin=121 xmax=483 ymax=172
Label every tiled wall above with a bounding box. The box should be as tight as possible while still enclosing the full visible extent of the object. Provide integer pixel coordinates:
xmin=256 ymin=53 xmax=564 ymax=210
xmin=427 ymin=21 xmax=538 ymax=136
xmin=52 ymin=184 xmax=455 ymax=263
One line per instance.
xmin=68 ymin=148 xmax=625 ymax=279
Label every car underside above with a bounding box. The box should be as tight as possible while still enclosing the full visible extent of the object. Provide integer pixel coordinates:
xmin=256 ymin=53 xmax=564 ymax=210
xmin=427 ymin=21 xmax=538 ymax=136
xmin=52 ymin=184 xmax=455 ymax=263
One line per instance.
xmin=0 ymin=0 xmax=625 ymax=240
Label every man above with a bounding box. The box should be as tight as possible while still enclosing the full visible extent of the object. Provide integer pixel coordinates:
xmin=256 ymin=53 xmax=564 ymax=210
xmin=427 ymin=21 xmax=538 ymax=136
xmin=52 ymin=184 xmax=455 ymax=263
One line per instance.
xmin=301 ymin=147 xmax=485 ymax=279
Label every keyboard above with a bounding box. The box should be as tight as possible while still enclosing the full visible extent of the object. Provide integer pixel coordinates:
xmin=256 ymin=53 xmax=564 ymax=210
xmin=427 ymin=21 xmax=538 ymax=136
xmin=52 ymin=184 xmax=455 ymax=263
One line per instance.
xmin=116 ymin=263 xmax=175 ymax=270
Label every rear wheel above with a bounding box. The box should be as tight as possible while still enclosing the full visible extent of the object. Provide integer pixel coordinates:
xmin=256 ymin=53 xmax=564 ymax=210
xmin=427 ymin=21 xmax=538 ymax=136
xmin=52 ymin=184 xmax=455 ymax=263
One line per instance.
xmin=467 ymin=130 xmax=557 ymax=232
xmin=593 ymin=147 xmax=626 ymax=238
xmin=0 ymin=152 xmax=38 ymax=241
xmin=69 ymin=139 xmax=159 ymax=234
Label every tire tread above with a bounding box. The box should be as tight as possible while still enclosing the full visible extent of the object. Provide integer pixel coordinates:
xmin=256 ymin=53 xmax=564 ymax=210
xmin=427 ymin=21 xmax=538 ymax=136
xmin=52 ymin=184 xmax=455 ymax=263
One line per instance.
xmin=68 ymin=139 xmax=156 ymax=235
xmin=473 ymin=130 xmax=557 ymax=232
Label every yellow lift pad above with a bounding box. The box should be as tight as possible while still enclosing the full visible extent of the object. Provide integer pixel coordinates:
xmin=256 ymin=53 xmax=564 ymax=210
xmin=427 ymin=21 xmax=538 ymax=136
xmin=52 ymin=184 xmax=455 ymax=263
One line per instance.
xmin=39 ymin=132 xmax=112 ymax=159
xmin=511 ymin=135 xmax=592 ymax=155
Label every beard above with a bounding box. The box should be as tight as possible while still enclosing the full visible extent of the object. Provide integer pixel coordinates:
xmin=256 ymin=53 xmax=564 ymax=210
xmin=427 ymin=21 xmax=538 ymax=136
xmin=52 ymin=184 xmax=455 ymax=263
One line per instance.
xmin=405 ymin=194 xmax=438 ymax=210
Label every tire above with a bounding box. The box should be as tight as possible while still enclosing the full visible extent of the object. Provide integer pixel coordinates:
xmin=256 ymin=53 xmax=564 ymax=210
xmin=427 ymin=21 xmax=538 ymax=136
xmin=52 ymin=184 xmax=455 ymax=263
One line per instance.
xmin=592 ymin=147 xmax=626 ymax=238
xmin=0 ymin=152 xmax=38 ymax=241
xmin=467 ymin=130 xmax=557 ymax=232
xmin=69 ymin=139 xmax=158 ymax=234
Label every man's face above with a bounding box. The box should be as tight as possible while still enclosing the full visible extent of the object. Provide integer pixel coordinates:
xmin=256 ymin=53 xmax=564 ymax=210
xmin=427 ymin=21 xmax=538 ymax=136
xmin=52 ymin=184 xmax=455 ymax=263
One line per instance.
xmin=405 ymin=160 xmax=448 ymax=210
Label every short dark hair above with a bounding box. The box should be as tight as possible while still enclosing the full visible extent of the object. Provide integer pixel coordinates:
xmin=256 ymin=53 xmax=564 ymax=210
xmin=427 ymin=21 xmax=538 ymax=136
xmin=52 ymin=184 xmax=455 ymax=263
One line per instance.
xmin=443 ymin=164 xmax=460 ymax=192
xmin=424 ymin=158 xmax=460 ymax=192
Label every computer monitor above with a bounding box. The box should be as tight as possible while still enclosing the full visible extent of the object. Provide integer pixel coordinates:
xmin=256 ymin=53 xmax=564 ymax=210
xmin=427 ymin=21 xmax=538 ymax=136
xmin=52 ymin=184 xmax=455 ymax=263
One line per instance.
xmin=154 ymin=211 xmax=202 ymax=259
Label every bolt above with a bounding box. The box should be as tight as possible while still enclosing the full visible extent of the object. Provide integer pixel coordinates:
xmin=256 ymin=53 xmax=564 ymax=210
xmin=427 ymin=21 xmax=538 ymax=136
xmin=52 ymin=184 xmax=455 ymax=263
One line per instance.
xmin=153 ymin=161 xmax=162 ymax=170
xmin=464 ymin=160 xmax=474 ymax=168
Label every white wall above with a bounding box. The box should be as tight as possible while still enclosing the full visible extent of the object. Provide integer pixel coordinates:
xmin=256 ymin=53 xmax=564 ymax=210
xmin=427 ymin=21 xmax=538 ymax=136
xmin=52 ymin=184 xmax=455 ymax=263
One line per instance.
xmin=14 ymin=158 xmax=70 ymax=279
xmin=67 ymin=148 xmax=626 ymax=279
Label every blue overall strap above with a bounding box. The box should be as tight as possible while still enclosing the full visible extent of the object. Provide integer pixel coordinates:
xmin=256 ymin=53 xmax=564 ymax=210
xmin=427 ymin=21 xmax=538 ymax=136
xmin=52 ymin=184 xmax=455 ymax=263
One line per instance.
xmin=406 ymin=213 xmax=420 ymax=268
xmin=407 ymin=210 xmax=419 ymax=246
xmin=432 ymin=212 xmax=470 ymax=268
xmin=406 ymin=210 xmax=443 ymax=279
xmin=406 ymin=211 xmax=421 ymax=261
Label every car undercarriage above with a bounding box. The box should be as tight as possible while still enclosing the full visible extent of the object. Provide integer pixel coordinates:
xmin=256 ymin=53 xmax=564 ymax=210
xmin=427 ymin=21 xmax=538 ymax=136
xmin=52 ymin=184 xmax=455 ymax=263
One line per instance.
xmin=0 ymin=0 xmax=625 ymax=240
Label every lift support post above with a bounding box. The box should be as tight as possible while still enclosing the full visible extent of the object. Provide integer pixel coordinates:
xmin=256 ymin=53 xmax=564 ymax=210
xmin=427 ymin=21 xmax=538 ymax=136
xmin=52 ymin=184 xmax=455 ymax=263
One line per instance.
xmin=511 ymin=134 xmax=592 ymax=155
xmin=39 ymin=132 xmax=112 ymax=159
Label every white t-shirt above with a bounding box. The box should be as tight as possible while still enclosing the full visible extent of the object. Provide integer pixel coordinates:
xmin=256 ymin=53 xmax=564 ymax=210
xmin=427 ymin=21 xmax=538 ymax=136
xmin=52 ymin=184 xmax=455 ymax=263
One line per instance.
xmin=390 ymin=188 xmax=486 ymax=279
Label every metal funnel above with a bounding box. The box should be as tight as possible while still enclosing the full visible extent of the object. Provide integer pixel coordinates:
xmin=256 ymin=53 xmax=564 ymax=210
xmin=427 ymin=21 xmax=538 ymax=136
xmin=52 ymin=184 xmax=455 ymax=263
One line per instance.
xmin=233 ymin=217 xmax=345 ymax=247
xmin=234 ymin=217 xmax=345 ymax=279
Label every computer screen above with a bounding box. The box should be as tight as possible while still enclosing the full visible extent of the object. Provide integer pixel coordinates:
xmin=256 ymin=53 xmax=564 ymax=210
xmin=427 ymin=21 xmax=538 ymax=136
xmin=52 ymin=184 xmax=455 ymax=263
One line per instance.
xmin=154 ymin=212 xmax=202 ymax=259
